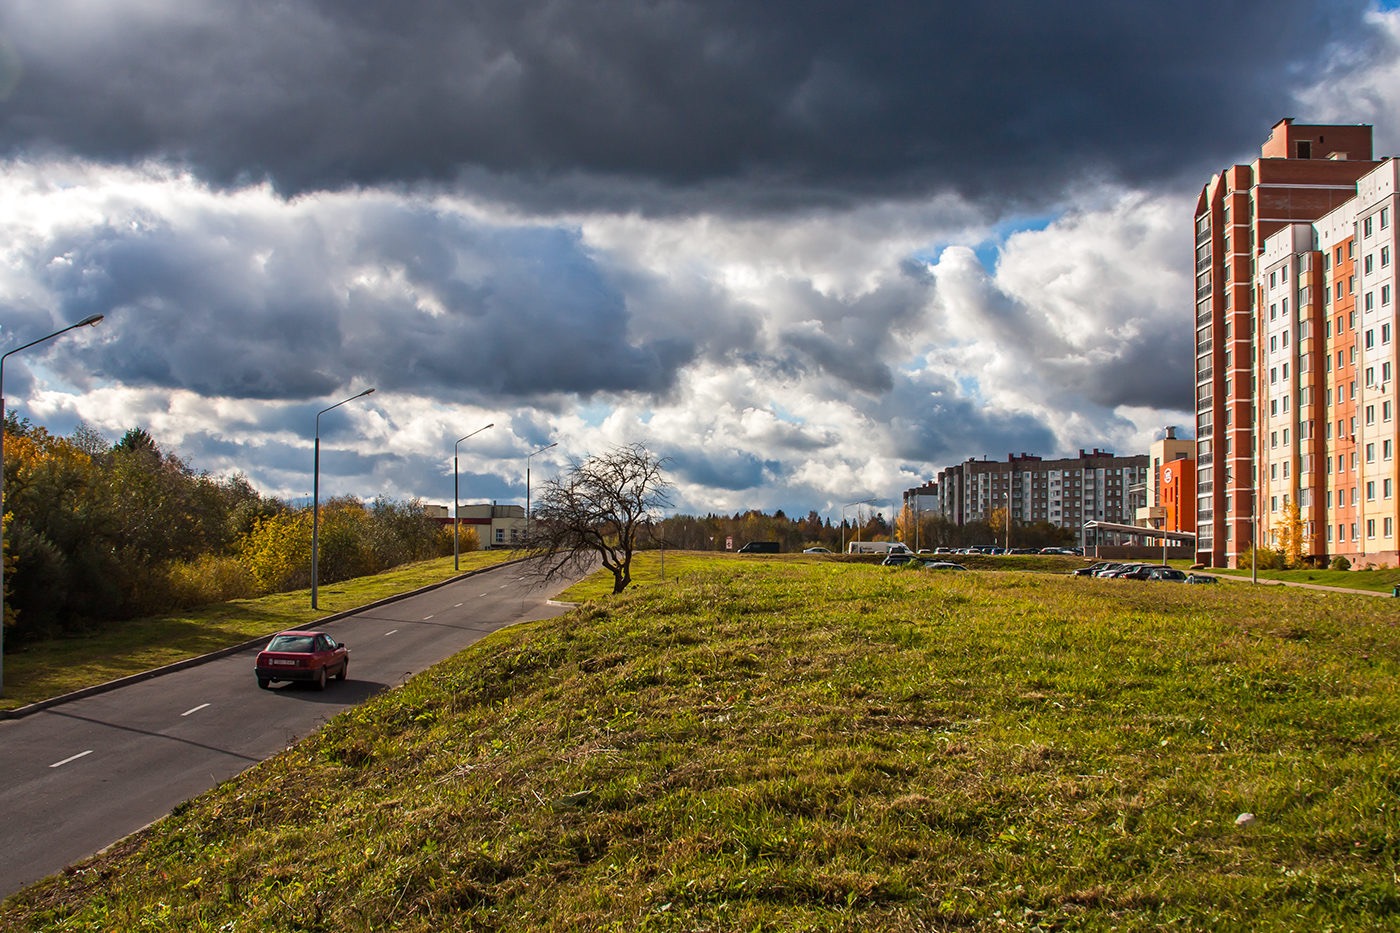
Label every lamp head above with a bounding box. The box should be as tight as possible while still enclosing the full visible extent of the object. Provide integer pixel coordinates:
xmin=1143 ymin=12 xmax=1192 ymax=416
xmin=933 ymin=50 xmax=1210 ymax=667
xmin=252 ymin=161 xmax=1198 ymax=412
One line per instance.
xmin=78 ymin=314 xmax=104 ymax=327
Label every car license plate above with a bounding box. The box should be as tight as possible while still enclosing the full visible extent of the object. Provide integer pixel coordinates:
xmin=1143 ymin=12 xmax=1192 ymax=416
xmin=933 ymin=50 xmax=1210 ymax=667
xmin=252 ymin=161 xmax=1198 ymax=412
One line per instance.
xmin=272 ymin=659 xmax=296 ymax=666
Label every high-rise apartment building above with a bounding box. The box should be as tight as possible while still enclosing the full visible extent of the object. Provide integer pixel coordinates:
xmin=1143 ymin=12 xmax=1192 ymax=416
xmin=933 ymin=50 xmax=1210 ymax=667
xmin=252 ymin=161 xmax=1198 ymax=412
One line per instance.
xmin=933 ymin=450 xmax=1148 ymax=535
xmin=1195 ymin=119 xmax=1400 ymax=566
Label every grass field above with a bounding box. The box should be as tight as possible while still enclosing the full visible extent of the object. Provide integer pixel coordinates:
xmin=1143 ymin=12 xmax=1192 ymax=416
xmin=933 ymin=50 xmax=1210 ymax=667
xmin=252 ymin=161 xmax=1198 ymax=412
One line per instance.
xmin=0 ymin=551 xmax=517 ymax=711
xmin=2 ymin=552 xmax=1396 ymax=931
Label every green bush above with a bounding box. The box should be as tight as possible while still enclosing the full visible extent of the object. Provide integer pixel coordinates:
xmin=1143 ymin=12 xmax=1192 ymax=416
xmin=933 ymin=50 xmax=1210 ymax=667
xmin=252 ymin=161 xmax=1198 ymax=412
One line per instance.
xmin=1330 ymin=555 xmax=1352 ymax=571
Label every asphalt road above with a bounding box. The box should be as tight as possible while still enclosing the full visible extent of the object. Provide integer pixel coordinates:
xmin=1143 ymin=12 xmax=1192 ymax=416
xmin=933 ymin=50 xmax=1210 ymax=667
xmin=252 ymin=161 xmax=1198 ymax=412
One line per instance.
xmin=0 ymin=561 xmax=579 ymax=899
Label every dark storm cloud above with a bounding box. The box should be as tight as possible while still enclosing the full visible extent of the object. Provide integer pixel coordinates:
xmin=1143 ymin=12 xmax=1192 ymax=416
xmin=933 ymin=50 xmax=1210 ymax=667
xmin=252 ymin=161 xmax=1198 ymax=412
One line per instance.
xmin=0 ymin=0 xmax=1376 ymax=209
xmin=28 ymin=198 xmax=694 ymax=401
xmin=875 ymin=374 xmax=1057 ymax=468
xmin=669 ymin=448 xmax=774 ymax=492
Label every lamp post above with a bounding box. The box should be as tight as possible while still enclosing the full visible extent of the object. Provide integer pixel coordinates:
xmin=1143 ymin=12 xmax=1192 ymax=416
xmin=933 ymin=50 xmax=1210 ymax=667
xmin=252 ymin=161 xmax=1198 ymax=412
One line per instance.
xmin=1003 ymin=489 xmax=1011 ymax=552
xmin=0 ymin=313 xmax=104 ymax=695
xmin=525 ymin=442 xmax=557 ymax=545
xmin=311 ymin=388 xmax=375 ymax=610
xmin=1226 ymin=466 xmax=1258 ymax=584
xmin=453 ymin=423 xmax=494 ymax=571
xmin=1250 ymin=470 xmax=1258 ymax=585
xmin=841 ymin=498 xmax=876 ymax=554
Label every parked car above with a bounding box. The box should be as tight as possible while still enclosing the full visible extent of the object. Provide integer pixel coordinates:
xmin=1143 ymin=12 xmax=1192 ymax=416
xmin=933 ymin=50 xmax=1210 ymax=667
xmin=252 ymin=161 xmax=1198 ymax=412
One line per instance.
xmin=1144 ymin=567 xmax=1189 ymax=582
xmin=1119 ymin=564 xmax=1173 ymax=580
xmin=802 ymin=546 xmax=831 ymax=554
xmin=882 ymin=553 xmax=922 ymax=566
xmin=1074 ymin=561 xmax=1115 ymax=577
xmin=255 ymin=630 xmax=349 ymax=690
xmin=1099 ymin=563 xmax=1147 ymax=578
xmin=738 ymin=541 xmax=780 ymax=554
xmin=1185 ymin=573 xmax=1217 ymax=584
xmin=921 ymin=560 xmax=967 ymax=571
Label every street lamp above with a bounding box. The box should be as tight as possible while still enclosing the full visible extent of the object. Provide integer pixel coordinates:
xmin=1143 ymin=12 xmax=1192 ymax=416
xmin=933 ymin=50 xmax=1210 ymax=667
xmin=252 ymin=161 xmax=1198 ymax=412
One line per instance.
xmin=841 ymin=498 xmax=877 ymax=554
xmin=453 ymin=423 xmax=494 ymax=571
xmin=311 ymin=388 xmax=375 ymax=610
xmin=525 ymin=442 xmax=557 ymax=546
xmin=1226 ymin=466 xmax=1258 ymax=584
xmin=0 ymin=313 xmax=104 ymax=695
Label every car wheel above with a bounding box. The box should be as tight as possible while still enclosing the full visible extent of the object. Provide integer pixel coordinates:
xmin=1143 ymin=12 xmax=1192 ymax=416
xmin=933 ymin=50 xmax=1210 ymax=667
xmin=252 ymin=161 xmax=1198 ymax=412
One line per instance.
xmin=336 ymin=660 xmax=348 ymax=682
xmin=257 ymin=677 xmax=270 ymax=690
xmin=316 ymin=666 xmax=328 ymax=691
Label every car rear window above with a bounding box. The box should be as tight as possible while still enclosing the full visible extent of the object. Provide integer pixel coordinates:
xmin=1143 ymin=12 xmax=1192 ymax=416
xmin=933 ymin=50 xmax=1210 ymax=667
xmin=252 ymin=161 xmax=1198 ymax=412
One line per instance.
xmin=267 ymin=635 xmax=316 ymax=652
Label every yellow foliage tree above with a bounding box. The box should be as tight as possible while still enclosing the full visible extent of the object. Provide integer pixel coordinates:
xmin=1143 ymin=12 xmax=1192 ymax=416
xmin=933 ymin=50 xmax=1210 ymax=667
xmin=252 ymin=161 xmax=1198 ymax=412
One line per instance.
xmin=894 ymin=504 xmax=917 ymax=544
xmin=988 ymin=506 xmax=1009 ymax=544
xmin=239 ymin=510 xmax=313 ymax=593
xmin=1277 ymin=499 xmax=1306 ymax=569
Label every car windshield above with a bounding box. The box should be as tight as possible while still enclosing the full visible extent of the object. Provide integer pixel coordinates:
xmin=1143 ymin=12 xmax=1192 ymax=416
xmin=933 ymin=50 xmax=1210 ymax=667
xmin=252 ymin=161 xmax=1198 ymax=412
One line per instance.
xmin=267 ymin=634 xmax=316 ymax=653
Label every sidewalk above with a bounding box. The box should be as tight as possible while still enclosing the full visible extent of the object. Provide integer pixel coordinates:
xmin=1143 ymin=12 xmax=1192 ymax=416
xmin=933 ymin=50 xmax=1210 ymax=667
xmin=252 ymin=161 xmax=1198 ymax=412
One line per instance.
xmin=1208 ymin=572 xmax=1397 ymax=598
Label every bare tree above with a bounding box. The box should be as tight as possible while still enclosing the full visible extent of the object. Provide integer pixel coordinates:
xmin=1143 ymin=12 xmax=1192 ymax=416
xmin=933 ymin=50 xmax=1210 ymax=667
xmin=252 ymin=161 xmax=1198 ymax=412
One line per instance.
xmin=528 ymin=443 xmax=672 ymax=594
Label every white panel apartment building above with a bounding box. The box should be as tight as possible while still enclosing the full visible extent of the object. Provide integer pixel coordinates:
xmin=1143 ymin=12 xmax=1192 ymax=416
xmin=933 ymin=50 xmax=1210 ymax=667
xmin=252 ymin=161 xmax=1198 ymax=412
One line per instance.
xmin=933 ymin=451 xmax=1149 ymax=533
xmin=1252 ymin=155 xmax=1400 ymax=565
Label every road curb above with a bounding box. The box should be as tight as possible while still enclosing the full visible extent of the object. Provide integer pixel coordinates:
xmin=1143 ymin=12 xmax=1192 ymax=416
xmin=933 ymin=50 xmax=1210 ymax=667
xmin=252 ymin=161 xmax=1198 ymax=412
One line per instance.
xmin=0 ymin=558 xmax=529 ymax=721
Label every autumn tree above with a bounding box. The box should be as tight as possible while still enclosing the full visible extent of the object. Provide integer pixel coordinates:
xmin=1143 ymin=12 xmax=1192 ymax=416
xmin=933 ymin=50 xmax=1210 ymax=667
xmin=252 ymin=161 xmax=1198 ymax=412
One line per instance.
xmin=529 ymin=444 xmax=672 ymax=594
xmin=1277 ymin=499 xmax=1306 ymax=569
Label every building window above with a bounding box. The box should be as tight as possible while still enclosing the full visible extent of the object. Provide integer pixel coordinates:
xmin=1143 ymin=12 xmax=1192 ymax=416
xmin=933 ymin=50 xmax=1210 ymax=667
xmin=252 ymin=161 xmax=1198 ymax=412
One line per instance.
xmin=1383 ymin=246 xmax=1391 ymax=267
xmin=1364 ymin=215 xmax=1374 ymax=238
xmin=1366 ymin=442 xmax=1375 ymax=463
xmin=1385 ymin=285 xmax=1392 ymax=306
xmin=1367 ymin=519 xmax=1376 ymax=539
xmin=1366 ymin=292 xmax=1375 ymax=312
xmin=1367 ymin=405 xmax=1376 ymax=425
xmin=1365 ymin=254 xmax=1374 ymax=274
xmin=1367 ymin=481 xmax=1376 ymax=501
xmin=1383 ymin=207 xmax=1391 ymax=229
xmin=1388 ymin=518 xmax=1395 ymax=538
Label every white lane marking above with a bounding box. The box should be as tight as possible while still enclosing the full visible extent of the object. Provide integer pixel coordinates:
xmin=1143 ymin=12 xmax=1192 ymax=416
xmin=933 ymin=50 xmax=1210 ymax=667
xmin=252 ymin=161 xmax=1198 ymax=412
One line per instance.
xmin=384 ymin=629 xmax=399 ymax=636
xmin=50 ymin=750 xmax=93 ymax=769
xmin=181 ymin=703 xmax=210 ymax=717
xmin=422 ymin=614 xmax=435 ymax=621
xmin=453 ymin=602 xmax=463 ymax=608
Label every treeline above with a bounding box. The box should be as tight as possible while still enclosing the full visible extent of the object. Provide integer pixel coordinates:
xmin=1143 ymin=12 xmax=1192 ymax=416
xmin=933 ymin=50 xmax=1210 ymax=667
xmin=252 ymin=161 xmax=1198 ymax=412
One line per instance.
xmin=649 ymin=507 xmax=1074 ymax=553
xmin=3 ymin=417 xmax=463 ymax=644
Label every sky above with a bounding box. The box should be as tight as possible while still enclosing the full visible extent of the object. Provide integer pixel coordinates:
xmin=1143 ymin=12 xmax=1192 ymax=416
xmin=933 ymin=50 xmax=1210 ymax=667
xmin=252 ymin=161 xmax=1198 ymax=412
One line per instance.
xmin=2 ymin=1 xmax=1400 ymax=520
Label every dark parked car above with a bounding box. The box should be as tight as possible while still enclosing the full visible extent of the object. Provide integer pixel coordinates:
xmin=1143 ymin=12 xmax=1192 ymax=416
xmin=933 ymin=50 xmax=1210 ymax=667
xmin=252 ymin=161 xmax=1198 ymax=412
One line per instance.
xmin=737 ymin=541 xmax=780 ymax=554
xmin=921 ymin=560 xmax=967 ymax=571
xmin=1118 ymin=564 xmax=1171 ymax=580
xmin=255 ymin=630 xmax=349 ymax=690
xmin=1143 ymin=567 xmax=1189 ymax=582
xmin=1074 ymin=561 xmax=1115 ymax=577
xmin=882 ymin=553 xmax=922 ymax=566
xmin=1097 ymin=560 xmax=1153 ymax=574
xmin=1185 ymin=573 xmax=1217 ymax=584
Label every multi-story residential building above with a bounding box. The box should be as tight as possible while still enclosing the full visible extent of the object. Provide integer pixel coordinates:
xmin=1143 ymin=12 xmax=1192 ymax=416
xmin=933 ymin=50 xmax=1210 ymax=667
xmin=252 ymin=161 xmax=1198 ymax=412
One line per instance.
xmin=1135 ymin=426 xmax=1195 ymax=534
xmin=1196 ymin=118 xmax=1400 ymax=567
xmin=932 ymin=450 xmax=1149 ymax=536
xmin=902 ymin=480 xmax=940 ymax=517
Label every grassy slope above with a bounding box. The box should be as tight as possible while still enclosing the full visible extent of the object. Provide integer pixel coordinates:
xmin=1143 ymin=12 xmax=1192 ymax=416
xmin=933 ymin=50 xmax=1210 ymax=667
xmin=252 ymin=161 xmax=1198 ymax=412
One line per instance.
xmin=2 ymin=554 xmax=1398 ymax=931
xmin=0 ymin=551 xmax=516 ymax=711
xmin=1207 ymin=564 xmax=1400 ymax=594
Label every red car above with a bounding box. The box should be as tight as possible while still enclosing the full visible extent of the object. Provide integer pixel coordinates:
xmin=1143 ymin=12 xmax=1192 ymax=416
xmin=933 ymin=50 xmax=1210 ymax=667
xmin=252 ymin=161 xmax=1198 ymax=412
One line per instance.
xmin=255 ymin=630 xmax=349 ymax=690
